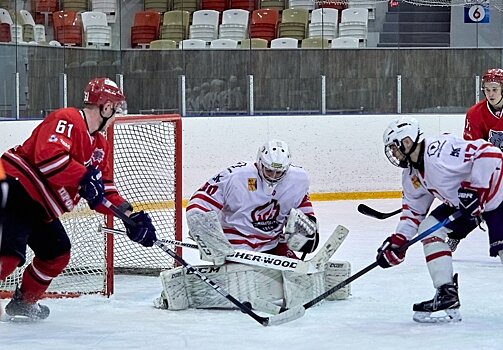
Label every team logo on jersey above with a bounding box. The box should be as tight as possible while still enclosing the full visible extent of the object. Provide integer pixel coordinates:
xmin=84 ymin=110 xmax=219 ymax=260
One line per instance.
xmin=248 ymin=178 xmax=257 ymax=191
xmin=251 ymin=200 xmax=280 ymax=232
xmin=450 ymin=146 xmax=461 ymax=157
xmin=48 ymin=135 xmax=58 ymax=143
xmin=411 ymin=175 xmax=421 ymax=189
xmin=427 ymin=141 xmax=441 ymax=157
xmin=91 ymin=148 xmax=105 ymax=163
xmin=489 ymin=130 xmax=503 ymax=149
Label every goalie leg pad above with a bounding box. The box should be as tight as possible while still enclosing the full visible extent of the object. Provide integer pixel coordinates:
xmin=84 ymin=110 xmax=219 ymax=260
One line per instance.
xmin=324 ymin=261 xmax=351 ymax=301
xmin=282 ymin=270 xmax=326 ymax=309
xmin=159 ymin=264 xmax=284 ymax=310
xmin=187 ymin=211 xmax=235 ymax=265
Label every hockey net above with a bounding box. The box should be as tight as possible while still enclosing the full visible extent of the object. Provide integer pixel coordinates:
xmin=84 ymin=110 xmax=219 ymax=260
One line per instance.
xmin=0 ymin=114 xmax=183 ymax=297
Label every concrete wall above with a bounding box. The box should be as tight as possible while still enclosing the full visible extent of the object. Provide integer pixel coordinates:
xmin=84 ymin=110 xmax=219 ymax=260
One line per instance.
xmin=0 ymin=114 xmax=465 ymax=199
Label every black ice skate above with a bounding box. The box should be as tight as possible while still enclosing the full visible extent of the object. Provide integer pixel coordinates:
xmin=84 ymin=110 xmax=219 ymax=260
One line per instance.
xmin=3 ymin=287 xmax=50 ymax=321
xmin=412 ymin=274 xmax=461 ymax=323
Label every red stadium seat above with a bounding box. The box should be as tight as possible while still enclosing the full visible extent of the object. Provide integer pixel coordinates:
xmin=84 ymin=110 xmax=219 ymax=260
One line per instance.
xmin=249 ymin=8 xmax=278 ymax=42
xmin=52 ymin=10 xmax=83 ymax=46
xmin=201 ymin=0 xmax=228 ymax=12
xmin=131 ymin=11 xmax=161 ymax=48
xmin=228 ymin=0 xmax=257 ymax=11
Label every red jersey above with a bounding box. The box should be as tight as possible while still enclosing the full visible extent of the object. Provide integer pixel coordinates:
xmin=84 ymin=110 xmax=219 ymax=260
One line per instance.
xmin=464 ymin=99 xmax=503 ymax=148
xmin=1 ymin=107 xmax=126 ymax=221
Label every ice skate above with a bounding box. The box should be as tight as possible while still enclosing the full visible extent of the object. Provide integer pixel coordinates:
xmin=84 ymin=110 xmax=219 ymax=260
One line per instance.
xmin=412 ymin=274 xmax=461 ymax=323
xmin=3 ymin=288 xmax=50 ymax=321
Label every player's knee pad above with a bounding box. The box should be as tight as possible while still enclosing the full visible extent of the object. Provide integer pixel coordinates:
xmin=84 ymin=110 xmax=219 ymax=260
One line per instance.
xmin=420 ymin=215 xmax=452 ymax=256
xmin=420 ymin=216 xmax=454 ymax=288
xmin=33 ymin=251 xmax=71 ymax=278
xmin=324 ymin=261 xmax=351 ymax=301
xmin=158 ymin=264 xmax=284 ymax=310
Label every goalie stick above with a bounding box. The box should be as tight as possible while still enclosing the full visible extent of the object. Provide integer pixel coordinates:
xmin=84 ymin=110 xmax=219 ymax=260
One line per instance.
xmin=100 ymin=224 xmax=349 ymax=274
xmin=283 ymin=210 xmax=463 ymax=317
xmin=357 ymin=204 xmax=402 ymax=220
xmin=101 ymin=198 xmax=305 ymax=326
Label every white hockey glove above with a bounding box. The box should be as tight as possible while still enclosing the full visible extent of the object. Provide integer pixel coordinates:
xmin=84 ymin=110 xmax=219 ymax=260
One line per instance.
xmin=187 ymin=211 xmax=235 ymax=265
xmin=284 ymin=208 xmax=319 ymax=254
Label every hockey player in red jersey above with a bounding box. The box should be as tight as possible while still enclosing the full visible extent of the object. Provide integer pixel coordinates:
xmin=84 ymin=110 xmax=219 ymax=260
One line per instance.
xmin=444 ymin=69 xmax=503 ymax=252
xmin=0 ymin=77 xmax=157 ymax=320
xmin=464 ymin=68 xmax=503 ymax=145
xmin=377 ymin=116 xmax=503 ymax=323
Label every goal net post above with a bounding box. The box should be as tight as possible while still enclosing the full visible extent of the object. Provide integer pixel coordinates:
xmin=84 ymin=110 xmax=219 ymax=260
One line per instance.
xmin=0 ymin=114 xmax=183 ymax=298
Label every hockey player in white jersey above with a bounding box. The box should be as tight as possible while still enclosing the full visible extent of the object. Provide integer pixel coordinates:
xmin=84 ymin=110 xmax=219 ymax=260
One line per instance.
xmin=155 ymin=140 xmax=351 ymax=312
xmin=377 ymin=116 xmax=503 ymax=323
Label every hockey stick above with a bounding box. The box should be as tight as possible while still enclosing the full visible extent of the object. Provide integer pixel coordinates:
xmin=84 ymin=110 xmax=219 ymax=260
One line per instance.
xmin=101 ymin=198 xmax=305 ymax=326
xmin=99 ymin=225 xmax=322 ymax=274
xmin=357 ymin=204 xmax=402 ymax=220
xmin=291 ymin=210 xmax=463 ymax=313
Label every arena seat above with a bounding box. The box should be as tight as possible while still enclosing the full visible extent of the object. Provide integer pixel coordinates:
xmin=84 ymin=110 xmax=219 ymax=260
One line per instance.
xmin=219 ymin=9 xmax=249 ymax=41
xmin=249 ymin=8 xmax=278 ymax=42
xmin=52 ymin=10 xmax=82 ymax=46
xmin=61 ymin=0 xmax=88 ymax=12
xmin=32 ymin=0 xmax=59 ymax=26
xmin=278 ymin=8 xmax=308 ymax=40
xmin=144 ymin=0 xmax=172 ymax=13
xmin=172 ymin=0 xmax=198 ymax=14
xmin=179 ymin=38 xmax=207 ymax=49
xmin=0 ymin=8 xmax=12 ymax=43
xmin=229 ymin=0 xmax=257 ymax=11
xmin=240 ymin=37 xmax=268 ymax=48
xmin=338 ymin=7 xmax=368 ymax=44
xmin=19 ymin=10 xmax=46 ymax=43
xmin=210 ymin=38 xmax=238 ymax=49
xmin=287 ymin=0 xmax=315 ymax=11
xmin=270 ymin=37 xmax=297 ymax=48
xmin=130 ymin=10 xmax=161 ymax=48
xmin=301 ymin=36 xmax=329 ymax=49
xmin=308 ymin=7 xmax=338 ymax=40
xmin=161 ymin=10 xmax=190 ymax=43
xmin=91 ymin=0 xmax=117 ymax=23
xmin=81 ymin=11 xmax=111 ymax=48
xmin=149 ymin=39 xmax=177 ymax=49
xmin=201 ymin=0 xmax=228 ymax=12
xmin=189 ymin=9 xmax=220 ymax=42
xmin=330 ymin=36 xmax=360 ymax=48
xmin=259 ymin=0 xmax=285 ymax=12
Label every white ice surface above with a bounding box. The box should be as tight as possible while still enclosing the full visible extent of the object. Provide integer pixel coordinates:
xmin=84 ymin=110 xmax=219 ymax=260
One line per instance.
xmin=2 ymin=199 xmax=503 ymax=350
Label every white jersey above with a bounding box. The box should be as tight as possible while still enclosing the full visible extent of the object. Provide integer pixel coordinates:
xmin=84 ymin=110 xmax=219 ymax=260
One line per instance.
xmin=186 ymin=161 xmax=314 ymax=252
xmin=397 ymin=134 xmax=503 ymax=240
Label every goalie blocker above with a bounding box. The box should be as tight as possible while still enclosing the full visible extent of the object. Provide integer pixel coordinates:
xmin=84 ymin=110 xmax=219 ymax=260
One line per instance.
xmin=154 ymin=261 xmax=351 ymax=312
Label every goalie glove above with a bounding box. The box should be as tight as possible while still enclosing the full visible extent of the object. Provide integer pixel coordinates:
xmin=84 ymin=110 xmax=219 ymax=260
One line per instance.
xmin=284 ymin=208 xmax=319 ymax=254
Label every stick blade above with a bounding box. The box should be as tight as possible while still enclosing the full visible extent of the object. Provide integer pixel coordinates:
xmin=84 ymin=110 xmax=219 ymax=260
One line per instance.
xmin=264 ymin=306 xmax=305 ymax=326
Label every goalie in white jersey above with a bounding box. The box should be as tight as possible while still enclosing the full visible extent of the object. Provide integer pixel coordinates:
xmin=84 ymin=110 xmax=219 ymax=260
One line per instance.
xmin=377 ymin=116 xmax=503 ymax=323
xmin=155 ymin=140 xmax=351 ymax=312
xmin=186 ymin=139 xmax=318 ymax=260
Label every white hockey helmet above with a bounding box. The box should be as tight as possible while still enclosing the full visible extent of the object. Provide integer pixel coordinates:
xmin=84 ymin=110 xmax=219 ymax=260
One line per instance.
xmin=256 ymin=140 xmax=292 ymax=188
xmin=383 ymin=117 xmax=424 ymax=168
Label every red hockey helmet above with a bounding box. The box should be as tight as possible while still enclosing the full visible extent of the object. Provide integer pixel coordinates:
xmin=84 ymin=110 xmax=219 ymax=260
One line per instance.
xmin=83 ymin=77 xmax=126 ymax=107
xmin=482 ymin=69 xmax=503 ymax=87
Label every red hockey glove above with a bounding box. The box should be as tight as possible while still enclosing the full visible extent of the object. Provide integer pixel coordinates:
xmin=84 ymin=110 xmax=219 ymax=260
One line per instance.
xmin=376 ymin=233 xmax=408 ymax=268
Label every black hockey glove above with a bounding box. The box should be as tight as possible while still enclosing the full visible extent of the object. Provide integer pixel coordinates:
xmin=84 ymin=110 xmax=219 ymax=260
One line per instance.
xmin=376 ymin=233 xmax=408 ymax=268
xmin=124 ymin=211 xmax=157 ymax=247
xmin=79 ymin=167 xmax=104 ymax=209
xmin=457 ymin=187 xmax=481 ymax=217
